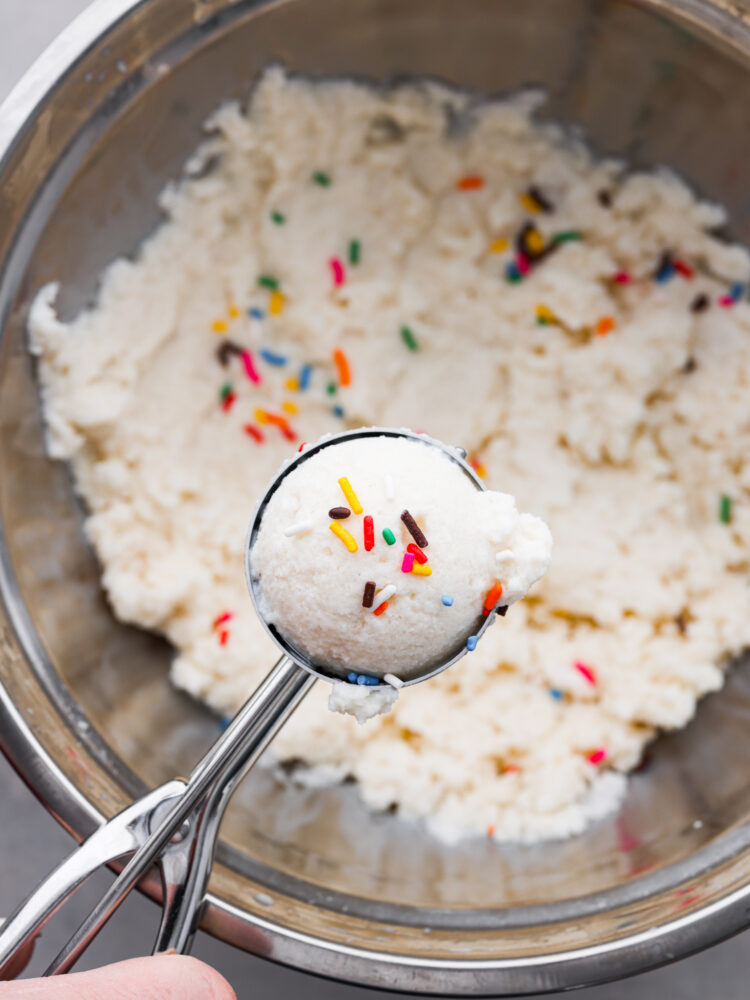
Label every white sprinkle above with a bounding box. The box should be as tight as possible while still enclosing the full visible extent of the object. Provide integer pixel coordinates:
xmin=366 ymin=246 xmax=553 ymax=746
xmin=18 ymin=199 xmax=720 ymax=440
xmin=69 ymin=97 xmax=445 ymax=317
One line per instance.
xmin=693 ymin=819 xmax=703 ymax=829
xmin=495 ymin=549 xmax=514 ymax=563
xmin=384 ymin=672 xmax=404 ymax=689
xmin=284 ymin=520 xmax=313 ymax=537
xmin=384 ymin=474 xmax=395 ymax=500
xmin=254 ymin=892 xmax=274 ymax=907
xmin=371 ymin=584 xmax=396 ymax=611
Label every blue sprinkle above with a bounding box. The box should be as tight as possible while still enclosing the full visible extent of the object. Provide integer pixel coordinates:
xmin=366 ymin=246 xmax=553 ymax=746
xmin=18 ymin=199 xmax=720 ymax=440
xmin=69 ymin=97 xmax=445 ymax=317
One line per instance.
xmin=347 ymin=671 xmax=358 ymax=684
xmin=248 ymin=307 xmax=265 ymax=320
xmin=505 ymin=261 xmax=521 ymax=283
xmin=466 ymin=635 xmax=478 ymax=652
xmin=219 ymin=717 xmax=232 ymax=731
xmin=441 ymin=595 xmax=454 ymax=607
xmin=356 ymin=675 xmax=368 ymax=686
xmin=259 ymin=348 xmax=288 ymax=366
xmin=654 ymin=261 xmax=675 ymax=284
xmin=333 ymin=405 xmax=345 ymax=418
xmin=730 ymin=282 xmax=746 ymax=302
xmin=549 ymin=688 xmax=565 ymax=701
xmin=299 ymin=363 xmax=313 ymax=390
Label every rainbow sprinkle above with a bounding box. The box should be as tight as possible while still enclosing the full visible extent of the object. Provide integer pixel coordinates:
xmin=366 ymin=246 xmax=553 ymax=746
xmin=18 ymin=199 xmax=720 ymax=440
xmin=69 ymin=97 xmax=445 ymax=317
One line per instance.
xmin=243 ymin=424 xmax=264 ymax=443
xmin=552 ymin=230 xmax=582 ymax=244
xmin=285 ymin=377 xmax=299 ymax=392
xmin=312 ymin=171 xmax=331 ymax=187
xmin=282 ymin=401 xmax=298 ymax=415
xmin=489 ymin=238 xmax=509 ymax=254
xmin=213 ymin=611 xmax=234 ymax=629
xmin=260 ymin=348 xmax=288 ymax=367
xmin=401 ymin=509 xmax=428 ymax=548
xmin=574 ymin=661 xmax=597 ymax=685
xmin=241 ymin=349 xmax=262 ymax=384
xmin=654 ymin=253 xmax=675 ymax=284
xmin=216 ymin=339 xmax=242 ymax=366
xmin=505 ymin=261 xmax=522 ymax=283
xmin=332 ymin=405 xmax=345 ymax=418
xmin=373 ymin=602 xmax=389 ymax=617
xmin=596 ymin=316 xmax=615 ymax=337
xmin=691 ymin=294 xmax=709 ymax=314
xmin=549 ymin=688 xmax=565 ymax=701
xmin=257 ymin=275 xmax=279 ymax=291
xmin=338 ymin=477 xmax=363 ymax=514
xmin=382 ymin=528 xmax=396 ymax=546
xmin=333 ymin=348 xmax=351 ymax=386
xmin=466 ymin=635 xmax=478 ymax=651
xmin=329 ymin=506 xmax=350 ymax=519
xmin=363 ymin=515 xmax=375 ymax=551
xmin=407 ymin=543 xmax=428 ymax=565
xmin=330 ymin=257 xmax=346 ymax=287
xmin=326 ymin=382 xmax=337 ymax=396
xmin=720 ymin=494 xmax=732 ymax=524
xmin=371 ymin=584 xmax=396 ymax=612
xmin=228 ymin=305 xmax=240 ymax=318
xmin=612 ymin=271 xmax=632 ymax=285
xmin=482 ymin=583 xmax=504 ymax=616
xmin=212 ymin=319 xmax=228 ymax=334
xmin=299 ymin=364 xmax=313 ymax=390
xmin=441 ymin=595 xmax=453 ymax=606
xmin=383 ymin=673 xmax=404 ymax=689
xmin=411 ymin=563 xmax=432 ymax=577
xmin=520 ymin=185 xmax=553 ymax=213
xmin=329 ymin=521 xmax=358 ymax=552
xmin=536 ymin=304 xmax=558 ymax=326
xmin=218 ymin=629 xmax=230 ymax=646
xmin=349 ymin=239 xmax=361 ymax=265
xmin=457 ymin=175 xmax=484 ymax=191
xmin=284 ymin=520 xmax=312 ymax=537
xmin=400 ymin=326 xmax=419 ymax=352
xmin=248 ymin=307 xmax=265 ymax=320
xmin=586 ymin=748 xmax=608 ymax=765
xmin=401 ymin=552 xmax=415 ymax=573
xmin=270 ymin=210 xmax=285 ymax=225
xmin=362 ymin=581 xmax=376 ymax=608
xmin=269 ymin=290 xmax=284 ymax=316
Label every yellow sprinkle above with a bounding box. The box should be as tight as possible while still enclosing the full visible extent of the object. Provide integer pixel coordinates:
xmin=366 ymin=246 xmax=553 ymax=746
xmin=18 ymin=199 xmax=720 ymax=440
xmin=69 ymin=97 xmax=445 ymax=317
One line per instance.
xmin=212 ymin=319 xmax=228 ymax=333
xmin=526 ymin=228 xmax=545 ymax=255
xmin=285 ymin=377 xmax=299 ymax=392
xmin=282 ymin=401 xmax=298 ymax=415
xmin=519 ymin=192 xmax=542 ymax=213
xmin=228 ymin=304 xmax=240 ymax=318
xmin=338 ymin=476 xmax=363 ymax=515
xmin=489 ymin=238 xmax=509 ymax=254
xmin=329 ymin=521 xmax=358 ymax=552
xmin=269 ymin=289 xmax=284 ymax=316
xmin=535 ymin=304 xmax=558 ymax=325
xmin=411 ymin=563 xmax=433 ymax=576
xmin=254 ymin=409 xmax=271 ymax=425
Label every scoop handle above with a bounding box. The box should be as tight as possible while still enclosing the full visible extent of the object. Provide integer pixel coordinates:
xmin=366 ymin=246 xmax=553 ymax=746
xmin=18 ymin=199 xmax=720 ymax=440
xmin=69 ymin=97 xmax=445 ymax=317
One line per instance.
xmin=0 ymin=655 xmax=314 ymax=977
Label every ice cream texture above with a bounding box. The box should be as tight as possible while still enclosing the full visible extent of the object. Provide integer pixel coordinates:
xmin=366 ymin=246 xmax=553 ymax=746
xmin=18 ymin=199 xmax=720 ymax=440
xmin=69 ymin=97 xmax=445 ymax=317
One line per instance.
xmin=249 ymin=434 xmax=552 ymax=696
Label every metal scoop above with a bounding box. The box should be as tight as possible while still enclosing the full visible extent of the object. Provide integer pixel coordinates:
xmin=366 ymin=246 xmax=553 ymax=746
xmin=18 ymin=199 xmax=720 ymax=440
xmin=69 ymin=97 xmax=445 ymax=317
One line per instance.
xmin=0 ymin=428 xmax=496 ymax=976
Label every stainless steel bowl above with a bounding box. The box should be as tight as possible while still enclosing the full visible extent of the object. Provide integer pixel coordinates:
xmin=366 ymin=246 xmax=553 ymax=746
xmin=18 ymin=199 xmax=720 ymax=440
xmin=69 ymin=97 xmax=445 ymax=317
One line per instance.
xmin=4 ymin=0 xmax=750 ymax=993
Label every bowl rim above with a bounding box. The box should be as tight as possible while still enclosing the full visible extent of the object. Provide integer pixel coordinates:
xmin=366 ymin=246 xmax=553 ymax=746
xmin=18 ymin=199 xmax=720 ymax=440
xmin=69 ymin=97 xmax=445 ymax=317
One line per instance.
xmin=4 ymin=0 xmax=750 ymax=992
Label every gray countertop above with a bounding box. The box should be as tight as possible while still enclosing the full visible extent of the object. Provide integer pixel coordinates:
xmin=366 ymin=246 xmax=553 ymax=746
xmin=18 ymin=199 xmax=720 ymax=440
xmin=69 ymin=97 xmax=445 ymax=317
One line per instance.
xmin=1 ymin=1 xmax=749 ymax=996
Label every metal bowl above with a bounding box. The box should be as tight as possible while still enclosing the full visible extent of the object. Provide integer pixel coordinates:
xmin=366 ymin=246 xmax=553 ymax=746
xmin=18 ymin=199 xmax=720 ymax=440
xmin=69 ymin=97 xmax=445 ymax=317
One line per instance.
xmin=3 ymin=0 xmax=750 ymax=993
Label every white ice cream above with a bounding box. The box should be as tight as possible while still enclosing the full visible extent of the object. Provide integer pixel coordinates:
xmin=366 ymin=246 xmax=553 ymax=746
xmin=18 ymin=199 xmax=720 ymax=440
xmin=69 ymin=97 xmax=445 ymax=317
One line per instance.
xmin=249 ymin=433 xmax=551 ymax=691
xmin=28 ymin=68 xmax=750 ymax=843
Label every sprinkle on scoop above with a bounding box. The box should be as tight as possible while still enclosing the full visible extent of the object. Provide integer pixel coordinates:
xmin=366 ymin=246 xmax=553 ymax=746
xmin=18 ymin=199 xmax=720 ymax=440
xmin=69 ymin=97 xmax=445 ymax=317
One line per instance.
xmin=362 ymin=581 xmax=376 ymax=608
xmin=329 ymin=521 xmax=358 ymax=552
xmin=401 ymin=510 xmax=428 ymax=548
xmin=284 ymin=520 xmax=312 ymax=537
xmin=363 ymin=515 xmax=375 ymax=551
xmin=338 ymin=477 xmax=363 ymax=514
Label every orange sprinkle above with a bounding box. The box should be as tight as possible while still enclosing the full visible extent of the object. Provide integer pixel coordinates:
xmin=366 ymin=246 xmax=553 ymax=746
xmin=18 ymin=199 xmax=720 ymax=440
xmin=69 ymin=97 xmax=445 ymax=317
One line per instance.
xmin=373 ymin=601 xmax=389 ymax=617
xmin=504 ymin=764 xmax=521 ymax=773
xmin=596 ymin=316 xmax=615 ymax=337
xmin=212 ymin=319 xmax=228 ymax=334
xmin=457 ymin=175 xmax=484 ymax=191
xmin=254 ymin=409 xmax=271 ymax=424
xmin=483 ymin=583 xmax=504 ymax=615
xmin=486 ymin=824 xmax=496 ymax=837
xmin=333 ymin=348 xmax=351 ymax=387
xmin=228 ymin=304 xmax=240 ymax=318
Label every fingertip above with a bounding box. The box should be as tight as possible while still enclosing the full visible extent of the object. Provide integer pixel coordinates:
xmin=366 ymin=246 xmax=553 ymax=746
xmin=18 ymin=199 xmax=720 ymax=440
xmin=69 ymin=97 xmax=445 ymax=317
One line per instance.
xmin=152 ymin=954 xmax=237 ymax=1000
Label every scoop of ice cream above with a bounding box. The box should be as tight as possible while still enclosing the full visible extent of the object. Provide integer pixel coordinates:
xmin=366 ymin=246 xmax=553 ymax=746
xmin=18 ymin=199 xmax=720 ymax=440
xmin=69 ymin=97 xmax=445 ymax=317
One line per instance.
xmin=248 ymin=433 xmax=552 ymax=684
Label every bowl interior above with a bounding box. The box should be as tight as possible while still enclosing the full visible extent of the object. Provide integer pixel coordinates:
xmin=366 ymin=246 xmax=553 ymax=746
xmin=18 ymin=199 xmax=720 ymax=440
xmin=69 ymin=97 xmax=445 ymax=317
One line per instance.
xmin=4 ymin=0 xmax=750 ymax=972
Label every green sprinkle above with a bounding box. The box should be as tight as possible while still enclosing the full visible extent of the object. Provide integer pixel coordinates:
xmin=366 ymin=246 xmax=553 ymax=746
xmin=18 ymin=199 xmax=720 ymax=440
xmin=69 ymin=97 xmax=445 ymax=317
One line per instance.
xmin=349 ymin=239 xmax=361 ymax=265
xmin=326 ymin=381 xmax=337 ymax=396
xmin=270 ymin=210 xmax=285 ymax=225
xmin=312 ymin=171 xmax=331 ymax=187
xmin=720 ymin=494 xmax=732 ymax=524
xmin=400 ymin=325 xmax=419 ymax=352
xmin=219 ymin=382 xmax=233 ymax=402
xmin=257 ymin=275 xmax=279 ymax=290
xmin=552 ymin=230 xmax=583 ymax=244
xmin=382 ymin=528 xmax=396 ymax=546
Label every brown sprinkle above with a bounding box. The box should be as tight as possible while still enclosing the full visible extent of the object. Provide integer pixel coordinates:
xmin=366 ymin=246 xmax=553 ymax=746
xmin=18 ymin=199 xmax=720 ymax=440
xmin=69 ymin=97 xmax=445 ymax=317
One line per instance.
xmin=690 ymin=293 xmax=709 ymax=314
xmin=401 ymin=509 xmax=428 ymax=548
xmin=328 ymin=506 xmax=351 ymax=519
xmin=496 ymin=605 xmax=509 ymax=617
xmin=362 ymin=581 xmax=376 ymax=608
xmin=216 ymin=339 xmax=243 ymax=366
xmin=597 ymin=189 xmax=613 ymax=208
xmin=527 ymin=184 xmax=554 ymax=213
xmin=683 ymin=357 xmax=697 ymax=374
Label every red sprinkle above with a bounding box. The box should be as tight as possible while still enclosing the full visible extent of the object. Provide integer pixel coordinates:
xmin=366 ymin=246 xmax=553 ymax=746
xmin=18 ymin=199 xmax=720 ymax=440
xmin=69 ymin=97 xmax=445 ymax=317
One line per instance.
xmin=516 ymin=251 xmax=530 ymax=275
xmin=213 ymin=611 xmax=234 ymax=629
xmin=612 ymin=271 xmax=632 ymax=284
xmin=407 ymin=543 xmax=428 ymax=564
xmin=373 ymin=601 xmax=389 ymax=617
xmin=218 ymin=629 xmax=230 ymax=646
xmin=719 ymin=295 xmax=735 ymax=307
xmin=241 ymin=350 xmax=262 ymax=384
xmin=483 ymin=583 xmax=504 ymax=616
xmin=457 ymin=175 xmax=484 ymax=191
xmin=221 ymin=391 xmax=237 ymax=412
xmin=243 ymin=424 xmax=264 ymax=443
xmin=363 ymin=515 xmax=375 ymax=551
xmin=574 ymin=661 xmax=597 ymax=685
xmin=586 ymin=748 xmax=607 ymax=765
xmin=401 ymin=552 xmax=415 ymax=573
xmin=298 ymin=442 xmax=308 ymax=452
xmin=674 ymin=259 xmax=695 ymax=279
xmin=266 ymin=412 xmax=297 ymax=441
xmin=329 ymin=257 xmax=346 ymax=287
